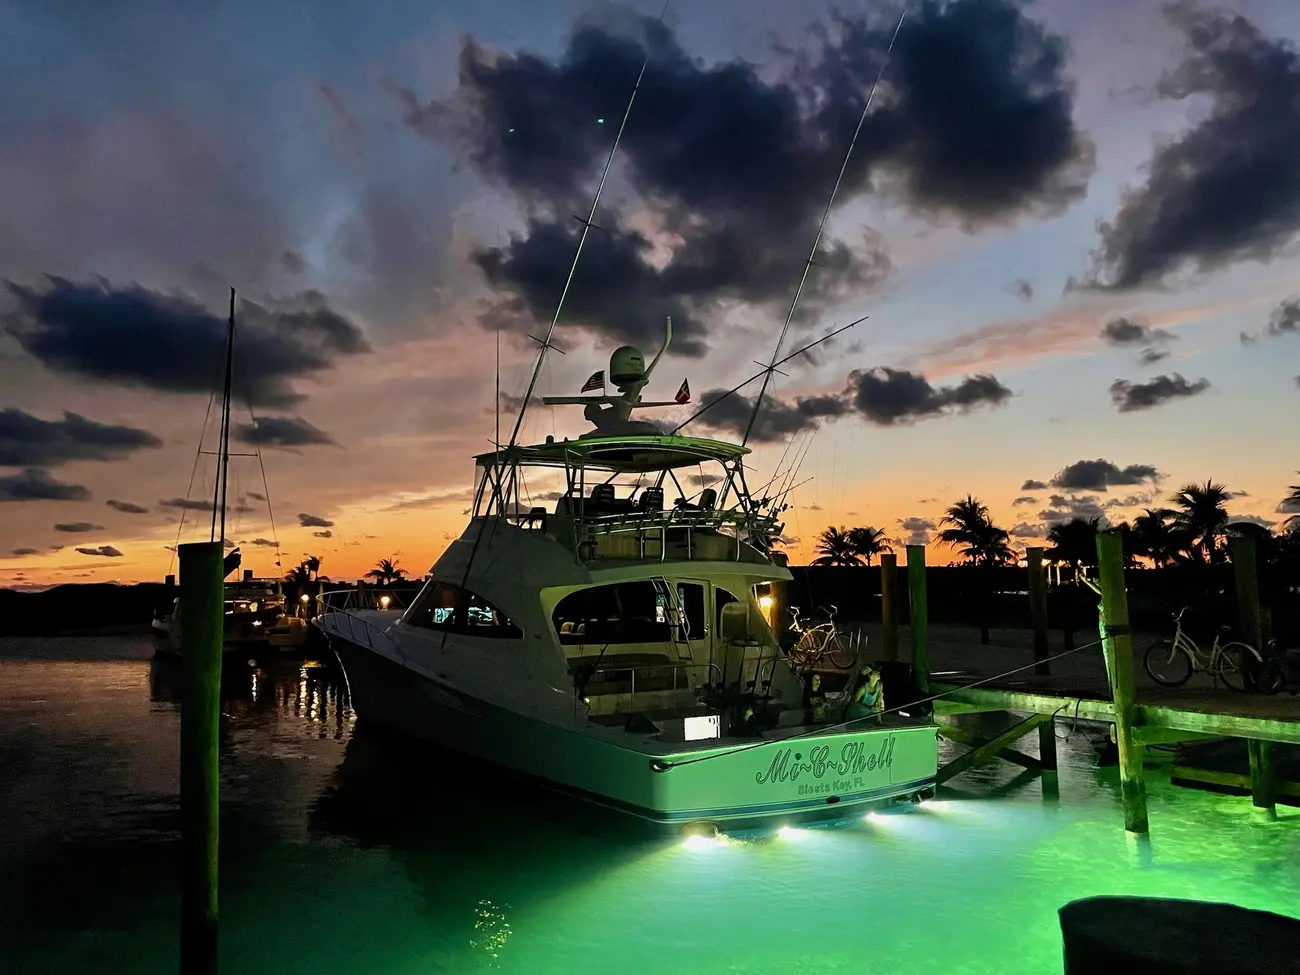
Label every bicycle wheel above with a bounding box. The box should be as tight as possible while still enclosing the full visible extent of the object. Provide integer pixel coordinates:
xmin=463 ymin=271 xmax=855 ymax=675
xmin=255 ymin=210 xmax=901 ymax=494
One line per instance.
xmin=789 ymin=632 xmax=819 ymax=669
xmin=1257 ymin=656 xmax=1287 ymax=695
xmin=1144 ymin=640 xmax=1192 ymax=686
xmin=1215 ymin=643 xmax=1259 ymax=692
xmin=825 ymin=632 xmax=857 ymax=670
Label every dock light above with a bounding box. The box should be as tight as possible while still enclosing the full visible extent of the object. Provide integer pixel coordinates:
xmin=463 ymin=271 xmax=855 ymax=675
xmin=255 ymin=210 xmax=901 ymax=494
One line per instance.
xmin=380 ymin=595 xmax=391 ymax=610
xmin=758 ymin=594 xmax=773 ymax=611
xmin=301 ymin=594 xmax=310 ymax=603
xmin=249 ymin=601 xmax=258 ymax=612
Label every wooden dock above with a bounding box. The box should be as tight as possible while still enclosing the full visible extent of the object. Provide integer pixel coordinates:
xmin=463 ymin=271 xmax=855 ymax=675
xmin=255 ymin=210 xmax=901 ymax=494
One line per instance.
xmin=850 ymin=536 xmax=1300 ymax=830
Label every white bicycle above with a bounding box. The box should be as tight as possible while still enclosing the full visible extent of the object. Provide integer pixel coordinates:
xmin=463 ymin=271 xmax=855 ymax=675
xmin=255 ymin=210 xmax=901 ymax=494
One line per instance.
xmin=1143 ymin=607 xmax=1263 ymax=690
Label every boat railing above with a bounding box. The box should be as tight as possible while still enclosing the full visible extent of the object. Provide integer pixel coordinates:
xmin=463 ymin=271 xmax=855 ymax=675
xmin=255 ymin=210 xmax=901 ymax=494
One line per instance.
xmin=578 ymin=660 xmax=722 ymax=716
xmin=535 ymin=505 xmax=781 ymax=563
xmin=315 ymin=591 xmax=407 ymax=665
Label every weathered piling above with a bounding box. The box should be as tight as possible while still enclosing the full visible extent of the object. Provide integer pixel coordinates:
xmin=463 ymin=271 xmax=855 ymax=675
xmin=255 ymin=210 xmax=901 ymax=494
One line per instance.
xmin=179 ymin=541 xmax=223 ymax=975
xmin=1095 ymin=532 xmax=1148 ymax=834
xmin=906 ymin=545 xmax=929 ymax=694
xmin=1230 ymin=532 xmax=1264 ymax=663
xmin=1027 ymin=547 xmax=1057 ymax=772
xmin=879 ymin=552 xmax=899 ymax=662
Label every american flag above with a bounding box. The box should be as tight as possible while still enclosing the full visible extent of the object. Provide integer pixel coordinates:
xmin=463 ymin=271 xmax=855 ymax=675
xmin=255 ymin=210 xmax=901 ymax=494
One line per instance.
xmin=581 ymin=370 xmax=604 ymax=393
xmin=675 ymin=378 xmax=691 ymax=404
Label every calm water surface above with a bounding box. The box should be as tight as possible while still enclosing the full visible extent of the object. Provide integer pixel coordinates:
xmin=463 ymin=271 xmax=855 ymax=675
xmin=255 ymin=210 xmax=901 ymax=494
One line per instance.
xmin=2 ymin=635 xmax=1298 ymax=975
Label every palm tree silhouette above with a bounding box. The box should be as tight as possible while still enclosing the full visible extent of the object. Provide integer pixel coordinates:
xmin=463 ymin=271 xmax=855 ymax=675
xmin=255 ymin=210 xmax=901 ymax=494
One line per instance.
xmin=284 ymin=562 xmax=312 ymax=586
xmin=1130 ymin=508 xmax=1186 ymax=567
xmin=1283 ymin=475 xmax=1300 ymax=529
xmin=1170 ymin=480 xmax=1231 ymax=563
xmin=847 ymin=526 xmax=892 ymax=565
xmin=1045 ymin=517 xmax=1103 ymax=569
xmin=305 ymin=555 xmax=322 ymax=581
xmin=938 ymin=496 xmax=1013 ymax=567
xmin=813 ymin=527 xmax=862 ymax=566
xmin=366 ymin=557 xmax=407 ymax=586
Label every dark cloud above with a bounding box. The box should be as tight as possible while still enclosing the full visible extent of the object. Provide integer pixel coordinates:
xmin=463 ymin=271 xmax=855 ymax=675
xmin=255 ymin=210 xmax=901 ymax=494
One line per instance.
xmin=4 ymin=277 xmax=370 ymax=407
xmin=1021 ymin=479 xmax=1047 ymax=491
xmin=159 ymin=497 xmax=253 ymax=514
xmin=1100 ymin=317 xmax=1174 ymax=346
xmin=11 ymin=548 xmax=39 ymax=556
xmin=0 ymin=408 xmax=162 ymax=467
xmin=236 ymin=415 xmax=336 ymax=448
xmin=312 ymin=530 xmax=334 ymax=538
xmin=1011 ymin=521 xmax=1046 ymax=538
xmin=697 ymin=389 xmax=820 ymax=444
xmin=246 ymin=538 xmax=279 ymax=547
xmin=898 ymin=516 xmax=936 ymax=546
xmin=1250 ymin=296 xmax=1300 ymax=343
xmin=1013 ymin=496 xmax=1037 ymax=506
xmin=106 ymin=499 xmax=149 ymax=514
xmin=281 ymin=250 xmax=307 ymax=275
xmin=246 ymin=491 xmax=267 ymax=502
xmin=1048 ymin=458 xmax=1159 ymax=492
xmin=1082 ymin=8 xmax=1300 ymax=290
xmin=298 ymin=512 xmax=334 ymax=528
xmin=1138 ymin=347 xmax=1170 ymax=365
xmin=54 ymin=522 xmax=103 ymax=533
xmin=847 ymin=368 xmax=1012 ymax=425
xmin=1012 ymin=279 xmax=1034 ymax=301
xmin=0 ymin=468 xmax=91 ymax=502
xmin=75 ymin=545 xmax=123 ymax=558
xmin=1040 ymin=495 xmax=1105 ymax=526
xmin=402 ymin=0 xmax=1090 ymax=351
xmin=1109 ymin=374 xmax=1211 ymax=412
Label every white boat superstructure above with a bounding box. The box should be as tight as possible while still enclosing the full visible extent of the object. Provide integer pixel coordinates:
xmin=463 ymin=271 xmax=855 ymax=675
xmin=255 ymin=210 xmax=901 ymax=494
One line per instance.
xmin=317 ymin=337 xmax=937 ymax=830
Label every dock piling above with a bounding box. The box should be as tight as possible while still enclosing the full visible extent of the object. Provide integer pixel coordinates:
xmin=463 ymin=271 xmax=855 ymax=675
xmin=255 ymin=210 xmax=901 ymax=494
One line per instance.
xmin=1027 ymin=547 xmax=1057 ymax=773
xmin=179 ymin=541 xmax=223 ymax=975
xmin=1230 ymin=532 xmax=1264 ymax=670
xmin=906 ymin=545 xmax=929 ymax=694
xmin=1095 ymin=532 xmax=1148 ymax=834
xmin=880 ymin=552 xmax=899 ymax=662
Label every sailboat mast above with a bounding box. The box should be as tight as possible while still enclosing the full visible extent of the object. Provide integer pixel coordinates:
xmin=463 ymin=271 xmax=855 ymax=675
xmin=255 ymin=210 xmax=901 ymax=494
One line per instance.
xmin=211 ymin=288 xmax=236 ymax=545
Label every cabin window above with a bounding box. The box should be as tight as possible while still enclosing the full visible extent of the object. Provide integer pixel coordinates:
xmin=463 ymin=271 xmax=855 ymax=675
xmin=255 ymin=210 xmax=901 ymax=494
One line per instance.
xmin=552 ymin=581 xmax=677 ymax=646
xmin=404 ymin=581 xmax=521 ymax=638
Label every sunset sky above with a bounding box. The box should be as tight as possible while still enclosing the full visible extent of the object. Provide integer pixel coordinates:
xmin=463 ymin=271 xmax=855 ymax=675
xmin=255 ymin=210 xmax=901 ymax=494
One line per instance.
xmin=2 ymin=0 xmax=1299 ymax=589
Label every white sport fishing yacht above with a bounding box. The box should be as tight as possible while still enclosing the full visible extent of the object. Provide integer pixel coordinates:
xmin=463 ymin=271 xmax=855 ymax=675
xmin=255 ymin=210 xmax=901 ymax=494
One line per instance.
xmin=316 ymin=324 xmax=938 ymax=833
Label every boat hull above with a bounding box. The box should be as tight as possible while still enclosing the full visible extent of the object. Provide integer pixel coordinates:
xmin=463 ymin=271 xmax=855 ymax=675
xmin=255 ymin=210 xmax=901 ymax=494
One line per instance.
xmin=330 ymin=633 xmax=938 ymax=831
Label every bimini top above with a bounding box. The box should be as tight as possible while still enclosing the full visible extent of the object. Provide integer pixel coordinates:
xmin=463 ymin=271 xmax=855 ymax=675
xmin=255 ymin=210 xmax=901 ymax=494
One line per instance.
xmin=474 ymin=434 xmax=749 ymax=474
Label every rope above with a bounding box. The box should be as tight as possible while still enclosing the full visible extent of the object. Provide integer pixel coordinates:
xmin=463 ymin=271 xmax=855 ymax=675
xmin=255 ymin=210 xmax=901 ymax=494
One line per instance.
xmin=652 ymin=635 xmax=1108 ymax=771
xmin=167 ymin=349 xmax=226 ymax=577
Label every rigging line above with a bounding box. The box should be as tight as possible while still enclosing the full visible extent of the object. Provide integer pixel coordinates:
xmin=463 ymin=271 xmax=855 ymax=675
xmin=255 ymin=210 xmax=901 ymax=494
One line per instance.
xmin=504 ymin=0 xmax=673 ymax=450
xmin=656 ymin=634 xmax=1106 ymax=771
xmin=167 ymin=324 xmax=229 ymax=578
xmin=672 ymin=316 xmax=865 ymax=435
xmin=232 ymin=354 xmax=284 ymax=575
xmin=737 ymin=6 xmax=906 ymax=451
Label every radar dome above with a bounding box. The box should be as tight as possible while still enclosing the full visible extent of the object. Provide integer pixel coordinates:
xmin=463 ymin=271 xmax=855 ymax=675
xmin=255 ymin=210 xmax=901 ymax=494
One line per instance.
xmin=609 ymin=346 xmax=645 ymax=386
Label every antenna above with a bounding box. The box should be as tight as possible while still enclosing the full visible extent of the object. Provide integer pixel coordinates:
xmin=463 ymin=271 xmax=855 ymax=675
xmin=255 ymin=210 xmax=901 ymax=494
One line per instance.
xmin=495 ymin=322 xmax=501 ymax=450
xmin=503 ymin=0 xmax=673 ymax=450
xmin=736 ymin=6 xmax=907 ymax=451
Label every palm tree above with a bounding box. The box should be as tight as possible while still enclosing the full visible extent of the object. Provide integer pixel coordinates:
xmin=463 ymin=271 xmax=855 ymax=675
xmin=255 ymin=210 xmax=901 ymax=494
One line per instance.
xmin=1169 ymin=480 xmax=1231 ymax=562
xmin=1283 ymin=476 xmax=1300 ymax=529
xmin=1130 ymin=508 xmax=1185 ymax=567
xmin=284 ymin=562 xmax=312 ymax=586
xmin=1045 ymin=517 xmax=1103 ymax=569
xmin=847 ymin=526 xmax=892 ymax=565
xmin=812 ymin=527 xmax=862 ymax=566
xmin=366 ymin=556 xmax=407 ymax=586
xmin=938 ymin=496 xmax=1013 ymax=567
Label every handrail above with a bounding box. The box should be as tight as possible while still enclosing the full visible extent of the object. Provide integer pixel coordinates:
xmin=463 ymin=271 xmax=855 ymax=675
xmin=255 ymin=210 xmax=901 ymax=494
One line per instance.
xmin=579 ymin=659 xmax=723 ymax=715
xmin=314 ymin=605 xmax=407 ymax=665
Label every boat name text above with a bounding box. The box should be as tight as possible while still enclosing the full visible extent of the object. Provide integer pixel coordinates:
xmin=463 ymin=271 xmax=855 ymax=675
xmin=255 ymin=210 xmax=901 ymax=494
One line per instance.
xmin=754 ymin=736 xmax=896 ymax=788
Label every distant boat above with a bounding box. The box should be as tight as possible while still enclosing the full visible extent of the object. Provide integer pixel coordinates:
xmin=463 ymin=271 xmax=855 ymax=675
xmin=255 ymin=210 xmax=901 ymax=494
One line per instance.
xmin=153 ymin=290 xmax=307 ymax=656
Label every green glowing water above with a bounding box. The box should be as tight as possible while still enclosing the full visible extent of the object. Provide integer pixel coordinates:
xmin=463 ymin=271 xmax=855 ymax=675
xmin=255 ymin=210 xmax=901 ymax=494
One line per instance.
xmin=1 ymin=636 xmax=1297 ymax=974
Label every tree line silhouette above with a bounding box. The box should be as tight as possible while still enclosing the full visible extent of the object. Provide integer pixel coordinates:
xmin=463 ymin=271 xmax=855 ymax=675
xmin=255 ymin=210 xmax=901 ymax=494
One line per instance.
xmin=813 ymin=477 xmax=1300 ymax=572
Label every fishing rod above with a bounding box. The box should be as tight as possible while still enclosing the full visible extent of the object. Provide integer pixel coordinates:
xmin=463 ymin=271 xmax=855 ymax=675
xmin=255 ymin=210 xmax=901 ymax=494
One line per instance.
xmin=719 ymin=6 xmax=908 ymax=509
